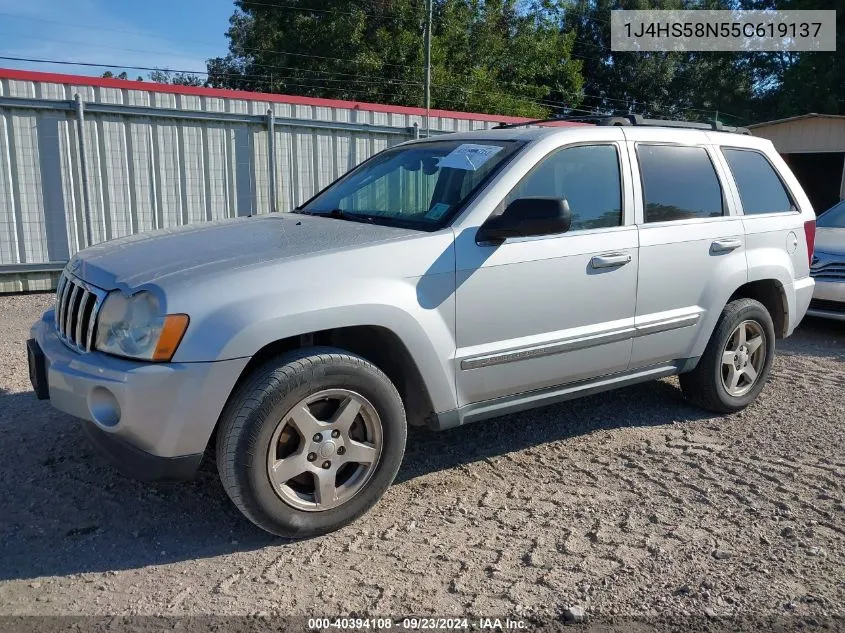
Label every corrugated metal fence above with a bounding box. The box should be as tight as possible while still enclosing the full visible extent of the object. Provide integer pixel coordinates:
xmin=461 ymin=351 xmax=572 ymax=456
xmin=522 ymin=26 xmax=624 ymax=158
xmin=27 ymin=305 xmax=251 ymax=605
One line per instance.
xmin=0 ymin=69 xmax=521 ymax=292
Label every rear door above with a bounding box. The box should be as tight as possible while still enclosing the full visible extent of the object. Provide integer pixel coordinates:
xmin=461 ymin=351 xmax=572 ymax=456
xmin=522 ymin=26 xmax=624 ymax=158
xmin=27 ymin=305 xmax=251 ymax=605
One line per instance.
xmin=719 ymin=145 xmax=811 ymax=310
xmin=624 ymin=129 xmax=747 ymax=369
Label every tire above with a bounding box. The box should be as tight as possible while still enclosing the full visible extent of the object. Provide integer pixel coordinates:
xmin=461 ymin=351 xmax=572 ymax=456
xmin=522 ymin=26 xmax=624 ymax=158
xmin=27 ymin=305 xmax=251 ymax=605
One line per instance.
xmin=216 ymin=347 xmax=406 ymax=537
xmin=679 ymin=298 xmax=776 ymax=414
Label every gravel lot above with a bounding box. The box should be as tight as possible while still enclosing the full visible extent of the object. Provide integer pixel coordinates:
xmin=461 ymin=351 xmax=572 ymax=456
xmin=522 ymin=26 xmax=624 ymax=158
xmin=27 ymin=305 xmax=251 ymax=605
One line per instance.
xmin=1 ymin=292 xmax=843 ymax=626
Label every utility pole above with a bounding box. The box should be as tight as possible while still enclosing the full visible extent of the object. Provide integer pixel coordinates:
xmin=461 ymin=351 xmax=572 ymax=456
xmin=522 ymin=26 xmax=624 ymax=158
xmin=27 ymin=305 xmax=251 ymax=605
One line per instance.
xmin=423 ymin=0 xmax=432 ymax=137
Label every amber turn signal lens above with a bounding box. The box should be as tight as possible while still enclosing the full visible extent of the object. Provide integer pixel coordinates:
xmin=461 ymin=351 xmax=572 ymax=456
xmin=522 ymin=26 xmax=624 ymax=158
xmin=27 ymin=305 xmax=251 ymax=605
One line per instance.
xmin=152 ymin=314 xmax=190 ymax=361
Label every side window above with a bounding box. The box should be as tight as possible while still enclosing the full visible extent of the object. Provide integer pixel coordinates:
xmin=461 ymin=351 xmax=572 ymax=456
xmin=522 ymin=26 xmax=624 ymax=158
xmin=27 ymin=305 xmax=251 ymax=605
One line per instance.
xmin=505 ymin=144 xmax=623 ymax=231
xmin=722 ymin=148 xmax=796 ymax=214
xmin=637 ymin=145 xmax=724 ymax=223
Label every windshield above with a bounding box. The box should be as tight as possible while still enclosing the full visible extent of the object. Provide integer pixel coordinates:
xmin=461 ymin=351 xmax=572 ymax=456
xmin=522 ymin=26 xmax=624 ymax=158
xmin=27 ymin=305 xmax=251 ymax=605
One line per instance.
xmin=817 ymin=200 xmax=845 ymax=228
xmin=298 ymin=139 xmax=522 ymax=229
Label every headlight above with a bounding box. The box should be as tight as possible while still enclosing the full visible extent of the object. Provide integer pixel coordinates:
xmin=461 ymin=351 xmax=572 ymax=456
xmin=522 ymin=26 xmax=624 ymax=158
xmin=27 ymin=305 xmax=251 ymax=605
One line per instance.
xmin=95 ymin=291 xmax=189 ymax=361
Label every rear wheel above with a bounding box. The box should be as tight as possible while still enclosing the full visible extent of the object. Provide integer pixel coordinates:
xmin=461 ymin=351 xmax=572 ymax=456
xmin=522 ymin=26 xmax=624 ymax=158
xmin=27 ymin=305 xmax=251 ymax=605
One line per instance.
xmin=216 ymin=348 xmax=406 ymax=537
xmin=679 ymin=298 xmax=775 ymax=413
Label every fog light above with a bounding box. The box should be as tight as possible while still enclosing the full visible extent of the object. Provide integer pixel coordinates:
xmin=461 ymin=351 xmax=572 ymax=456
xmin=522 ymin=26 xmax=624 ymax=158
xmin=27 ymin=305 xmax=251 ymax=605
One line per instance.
xmin=89 ymin=386 xmax=121 ymax=427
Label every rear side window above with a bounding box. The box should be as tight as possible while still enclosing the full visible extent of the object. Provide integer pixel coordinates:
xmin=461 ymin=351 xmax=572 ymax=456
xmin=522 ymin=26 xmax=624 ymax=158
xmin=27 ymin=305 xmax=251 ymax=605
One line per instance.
xmin=637 ymin=145 xmax=724 ymax=223
xmin=505 ymin=144 xmax=622 ymax=231
xmin=722 ymin=148 xmax=796 ymax=214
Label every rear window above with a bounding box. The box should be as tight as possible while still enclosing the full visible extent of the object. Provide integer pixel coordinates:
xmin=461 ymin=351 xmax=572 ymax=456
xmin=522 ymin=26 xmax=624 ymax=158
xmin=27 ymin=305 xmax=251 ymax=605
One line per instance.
xmin=722 ymin=148 xmax=796 ymax=215
xmin=637 ymin=145 xmax=724 ymax=223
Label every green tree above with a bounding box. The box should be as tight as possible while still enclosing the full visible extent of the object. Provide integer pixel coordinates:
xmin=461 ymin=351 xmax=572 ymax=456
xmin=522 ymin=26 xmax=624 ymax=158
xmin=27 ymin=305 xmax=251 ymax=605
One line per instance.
xmin=765 ymin=0 xmax=843 ymax=117
xmin=206 ymin=0 xmax=583 ymax=117
xmin=556 ymin=0 xmax=759 ymax=123
xmin=561 ymin=0 xmax=843 ymax=123
xmin=149 ymin=69 xmax=206 ymax=86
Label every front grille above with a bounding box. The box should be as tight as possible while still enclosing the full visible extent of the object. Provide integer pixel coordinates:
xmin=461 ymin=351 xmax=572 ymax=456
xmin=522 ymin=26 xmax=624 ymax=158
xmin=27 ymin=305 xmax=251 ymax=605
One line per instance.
xmin=808 ymin=299 xmax=845 ymax=314
xmin=810 ymin=259 xmax=845 ymax=282
xmin=55 ymin=272 xmax=107 ymax=353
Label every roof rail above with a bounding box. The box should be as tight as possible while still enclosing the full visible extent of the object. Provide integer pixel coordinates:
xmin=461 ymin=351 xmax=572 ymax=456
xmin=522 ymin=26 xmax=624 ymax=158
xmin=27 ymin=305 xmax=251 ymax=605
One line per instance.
xmin=495 ymin=113 xmax=751 ymax=135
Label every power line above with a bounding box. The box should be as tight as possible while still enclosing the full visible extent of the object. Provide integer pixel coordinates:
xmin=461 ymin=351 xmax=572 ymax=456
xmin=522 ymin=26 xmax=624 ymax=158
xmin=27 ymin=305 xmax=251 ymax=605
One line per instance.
xmin=0 ymin=24 xmax=611 ymax=88
xmin=0 ymin=55 xmax=724 ymax=122
xmin=236 ymin=0 xmax=423 ymax=21
xmin=0 ymin=8 xmax=613 ymax=69
xmin=0 ymin=27 xmax=601 ymax=99
xmin=2 ymin=58 xmax=598 ymax=119
xmin=0 ymin=55 xmax=195 ymax=75
xmin=0 ymin=34 xmax=431 ymax=87
xmin=0 ymin=54 xmax=579 ymax=116
xmin=0 ymin=55 xmax=561 ymax=112
xmin=0 ymin=11 xmax=428 ymax=73
xmin=0 ymin=9 xmax=617 ymax=85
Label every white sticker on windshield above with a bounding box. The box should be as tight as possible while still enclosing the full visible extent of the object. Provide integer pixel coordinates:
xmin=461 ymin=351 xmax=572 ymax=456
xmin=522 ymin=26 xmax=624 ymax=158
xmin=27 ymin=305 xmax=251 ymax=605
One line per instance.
xmin=425 ymin=202 xmax=451 ymax=220
xmin=438 ymin=144 xmax=503 ymax=171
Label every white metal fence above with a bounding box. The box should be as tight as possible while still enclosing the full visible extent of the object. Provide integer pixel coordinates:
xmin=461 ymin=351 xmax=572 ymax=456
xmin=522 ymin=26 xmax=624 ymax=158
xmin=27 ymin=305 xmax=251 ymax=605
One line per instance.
xmin=0 ymin=70 xmax=515 ymax=292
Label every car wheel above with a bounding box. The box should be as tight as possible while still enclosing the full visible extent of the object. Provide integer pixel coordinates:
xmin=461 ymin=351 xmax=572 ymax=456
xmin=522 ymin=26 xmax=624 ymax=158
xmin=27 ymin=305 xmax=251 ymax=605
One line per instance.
xmin=216 ymin=347 xmax=406 ymax=537
xmin=679 ymin=298 xmax=775 ymax=414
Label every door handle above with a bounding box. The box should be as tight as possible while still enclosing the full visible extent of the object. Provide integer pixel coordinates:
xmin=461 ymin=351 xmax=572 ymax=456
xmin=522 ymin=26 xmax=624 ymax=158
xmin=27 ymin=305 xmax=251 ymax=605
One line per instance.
xmin=710 ymin=239 xmax=743 ymax=253
xmin=590 ymin=253 xmax=632 ymax=269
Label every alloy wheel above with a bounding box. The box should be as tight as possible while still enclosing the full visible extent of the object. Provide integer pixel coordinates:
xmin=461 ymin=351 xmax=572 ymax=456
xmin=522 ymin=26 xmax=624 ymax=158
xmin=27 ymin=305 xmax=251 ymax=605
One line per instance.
xmin=720 ymin=320 xmax=766 ymax=397
xmin=265 ymin=388 xmax=383 ymax=511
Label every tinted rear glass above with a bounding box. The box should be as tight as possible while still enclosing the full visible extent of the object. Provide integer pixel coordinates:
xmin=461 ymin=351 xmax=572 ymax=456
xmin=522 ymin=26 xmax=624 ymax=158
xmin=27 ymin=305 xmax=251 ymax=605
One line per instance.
xmin=723 ymin=148 xmax=795 ymax=215
xmin=637 ymin=145 xmax=724 ymax=223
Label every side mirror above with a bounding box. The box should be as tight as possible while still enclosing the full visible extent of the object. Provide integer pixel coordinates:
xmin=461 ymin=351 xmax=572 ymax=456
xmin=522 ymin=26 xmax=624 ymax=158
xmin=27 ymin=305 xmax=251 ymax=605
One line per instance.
xmin=477 ymin=198 xmax=571 ymax=243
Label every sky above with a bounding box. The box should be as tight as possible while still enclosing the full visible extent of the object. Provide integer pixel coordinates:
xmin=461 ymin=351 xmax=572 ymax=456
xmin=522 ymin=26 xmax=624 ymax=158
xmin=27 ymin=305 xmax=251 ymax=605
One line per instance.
xmin=0 ymin=0 xmax=236 ymax=78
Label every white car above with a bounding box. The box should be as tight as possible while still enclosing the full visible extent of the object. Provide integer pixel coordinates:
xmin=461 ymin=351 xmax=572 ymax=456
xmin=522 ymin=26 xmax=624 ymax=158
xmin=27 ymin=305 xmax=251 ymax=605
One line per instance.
xmin=28 ymin=116 xmax=816 ymax=537
xmin=808 ymin=200 xmax=845 ymax=321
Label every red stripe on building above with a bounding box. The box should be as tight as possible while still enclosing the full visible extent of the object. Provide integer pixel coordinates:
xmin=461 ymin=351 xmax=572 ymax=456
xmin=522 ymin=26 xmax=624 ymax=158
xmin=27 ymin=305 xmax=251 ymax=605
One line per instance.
xmin=0 ymin=67 xmax=544 ymax=124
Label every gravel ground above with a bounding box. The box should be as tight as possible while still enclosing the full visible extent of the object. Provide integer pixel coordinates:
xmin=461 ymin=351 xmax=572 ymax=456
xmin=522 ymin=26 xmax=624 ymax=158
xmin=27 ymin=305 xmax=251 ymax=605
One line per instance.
xmin=0 ymin=292 xmax=843 ymax=627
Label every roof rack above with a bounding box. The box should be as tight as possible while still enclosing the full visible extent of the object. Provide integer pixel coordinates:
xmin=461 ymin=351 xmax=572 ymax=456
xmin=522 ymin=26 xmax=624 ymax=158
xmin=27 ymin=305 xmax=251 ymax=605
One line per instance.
xmin=494 ymin=113 xmax=750 ymax=135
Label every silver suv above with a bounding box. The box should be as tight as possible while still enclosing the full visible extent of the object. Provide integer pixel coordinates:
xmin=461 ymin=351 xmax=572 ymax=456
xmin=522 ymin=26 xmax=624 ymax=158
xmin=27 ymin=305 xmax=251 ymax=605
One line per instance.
xmin=28 ymin=118 xmax=816 ymax=537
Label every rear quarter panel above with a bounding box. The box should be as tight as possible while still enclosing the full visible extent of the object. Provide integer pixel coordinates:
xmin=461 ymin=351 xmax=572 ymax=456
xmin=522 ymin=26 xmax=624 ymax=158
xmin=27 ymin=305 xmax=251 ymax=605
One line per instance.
xmin=711 ymin=137 xmax=815 ymax=334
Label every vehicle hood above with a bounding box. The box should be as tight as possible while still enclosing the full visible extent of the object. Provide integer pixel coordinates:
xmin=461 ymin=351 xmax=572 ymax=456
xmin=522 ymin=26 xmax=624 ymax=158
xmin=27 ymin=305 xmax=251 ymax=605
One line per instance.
xmin=815 ymin=227 xmax=845 ymax=256
xmin=70 ymin=214 xmax=421 ymax=290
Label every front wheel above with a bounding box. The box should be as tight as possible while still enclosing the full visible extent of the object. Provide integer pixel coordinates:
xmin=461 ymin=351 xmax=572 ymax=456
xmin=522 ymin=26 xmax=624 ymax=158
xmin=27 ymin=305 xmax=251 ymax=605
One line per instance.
xmin=679 ymin=298 xmax=776 ymax=414
xmin=216 ymin=348 xmax=406 ymax=537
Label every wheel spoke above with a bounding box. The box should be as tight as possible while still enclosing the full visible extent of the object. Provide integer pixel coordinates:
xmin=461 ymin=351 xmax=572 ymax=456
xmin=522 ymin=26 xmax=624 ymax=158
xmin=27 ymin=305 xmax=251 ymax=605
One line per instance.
xmin=313 ymin=470 xmax=338 ymax=509
xmin=722 ymin=350 xmax=736 ymax=366
xmin=726 ymin=366 xmax=741 ymax=391
xmin=736 ymin=322 xmax=747 ymax=346
xmin=332 ymin=396 xmax=362 ymax=434
xmin=744 ymin=364 xmax=758 ymax=383
xmin=746 ymin=335 xmax=763 ymax=355
xmin=288 ymin=405 xmax=322 ymax=438
xmin=343 ymin=440 xmax=378 ymax=465
xmin=270 ymin=453 xmax=308 ymax=487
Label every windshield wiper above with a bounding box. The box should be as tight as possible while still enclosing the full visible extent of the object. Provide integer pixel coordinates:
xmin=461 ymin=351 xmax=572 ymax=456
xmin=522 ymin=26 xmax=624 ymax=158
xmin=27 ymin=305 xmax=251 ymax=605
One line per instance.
xmin=300 ymin=208 xmax=375 ymax=224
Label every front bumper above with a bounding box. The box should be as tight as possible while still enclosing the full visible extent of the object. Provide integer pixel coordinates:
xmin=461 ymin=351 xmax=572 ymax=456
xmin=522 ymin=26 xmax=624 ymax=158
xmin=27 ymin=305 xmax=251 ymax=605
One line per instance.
xmin=30 ymin=309 xmax=249 ymax=480
xmin=807 ymin=279 xmax=845 ymax=321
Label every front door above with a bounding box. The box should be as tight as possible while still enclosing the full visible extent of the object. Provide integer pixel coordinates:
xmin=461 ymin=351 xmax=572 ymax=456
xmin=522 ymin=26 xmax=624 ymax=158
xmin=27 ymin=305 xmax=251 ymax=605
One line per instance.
xmin=454 ymin=139 xmax=639 ymax=406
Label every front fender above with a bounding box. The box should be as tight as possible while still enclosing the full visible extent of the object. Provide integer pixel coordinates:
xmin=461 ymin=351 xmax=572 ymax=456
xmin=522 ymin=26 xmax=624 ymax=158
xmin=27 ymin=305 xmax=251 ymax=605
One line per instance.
xmin=172 ymin=274 xmax=459 ymax=414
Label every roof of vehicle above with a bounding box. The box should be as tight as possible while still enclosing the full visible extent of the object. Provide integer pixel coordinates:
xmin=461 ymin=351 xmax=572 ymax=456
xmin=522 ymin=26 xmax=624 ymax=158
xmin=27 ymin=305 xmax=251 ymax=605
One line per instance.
xmin=421 ymin=125 xmax=589 ymax=142
xmin=411 ymin=124 xmax=774 ymax=149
